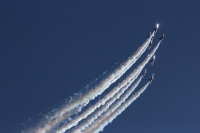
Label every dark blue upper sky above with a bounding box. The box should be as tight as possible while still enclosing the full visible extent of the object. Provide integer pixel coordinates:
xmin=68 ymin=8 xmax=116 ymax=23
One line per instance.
xmin=1 ymin=0 xmax=200 ymax=132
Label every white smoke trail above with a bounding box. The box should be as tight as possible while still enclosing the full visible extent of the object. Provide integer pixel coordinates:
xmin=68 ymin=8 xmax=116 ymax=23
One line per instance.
xmin=34 ymin=31 xmax=156 ymax=133
xmin=82 ymin=39 xmax=162 ymax=133
xmin=57 ymin=40 xmax=161 ymax=133
xmin=85 ymin=82 xmax=150 ymax=133
xmin=55 ymin=32 xmax=154 ymax=116
xmin=71 ymin=75 xmax=143 ymax=133
xmin=56 ymin=73 xmax=142 ymax=133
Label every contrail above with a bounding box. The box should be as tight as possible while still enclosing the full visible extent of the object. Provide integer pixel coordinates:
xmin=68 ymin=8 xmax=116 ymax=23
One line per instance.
xmin=71 ymin=75 xmax=143 ymax=133
xmin=34 ymin=31 xmax=156 ymax=133
xmin=85 ymin=82 xmax=150 ymax=133
xmin=56 ymin=73 xmax=142 ymax=133
xmin=56 ymin=39 xmax=162 ymax=133
xmin=55 ymin=31 xmax=155 ymax=116
xmin=81 ymin=39 xmax=162 ymax=133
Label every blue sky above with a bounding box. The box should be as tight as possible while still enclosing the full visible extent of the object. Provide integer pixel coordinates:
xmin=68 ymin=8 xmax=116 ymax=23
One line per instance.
xmin=0 ymin=0 xmax=200 ymax=132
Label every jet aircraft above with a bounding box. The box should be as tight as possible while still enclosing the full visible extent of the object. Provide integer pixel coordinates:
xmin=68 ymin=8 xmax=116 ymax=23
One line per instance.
xmin=150 ymin=55 xmax=156 ymax=65
xmin=146 ymin=32 xmax=151 ymax=38
xmin=159 ymin=33 xmax=165 ymax=41
xmin=149 ymin=74 xmax=154 ymax=83
xmin=141 ymin=69 xmax=147 ymax=76
xmin=153 ymin=23 xmax=159 ymax=32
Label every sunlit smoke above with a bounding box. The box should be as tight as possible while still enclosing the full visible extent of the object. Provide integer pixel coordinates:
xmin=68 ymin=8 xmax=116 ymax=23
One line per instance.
xmin=86 ymin=82 xmax=150 ymax=133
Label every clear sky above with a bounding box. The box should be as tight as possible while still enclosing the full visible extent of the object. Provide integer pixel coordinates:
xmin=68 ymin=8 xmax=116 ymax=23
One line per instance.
xmin=0 ymin=0 xmax=200 ymax=133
